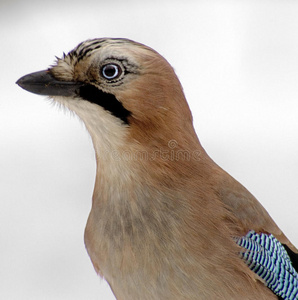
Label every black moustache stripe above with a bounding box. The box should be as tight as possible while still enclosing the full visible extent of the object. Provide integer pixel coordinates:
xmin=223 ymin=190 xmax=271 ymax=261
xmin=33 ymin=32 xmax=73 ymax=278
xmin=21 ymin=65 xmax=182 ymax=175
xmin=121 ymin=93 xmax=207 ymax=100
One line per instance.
xmin=79 ymin=84 xmax=130 ymax=124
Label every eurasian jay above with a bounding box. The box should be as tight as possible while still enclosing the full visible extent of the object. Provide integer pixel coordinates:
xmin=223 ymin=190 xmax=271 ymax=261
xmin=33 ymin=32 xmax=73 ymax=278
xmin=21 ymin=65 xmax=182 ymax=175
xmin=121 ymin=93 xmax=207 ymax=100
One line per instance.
xmin=17 ymin=38 xmax=298 ymax=299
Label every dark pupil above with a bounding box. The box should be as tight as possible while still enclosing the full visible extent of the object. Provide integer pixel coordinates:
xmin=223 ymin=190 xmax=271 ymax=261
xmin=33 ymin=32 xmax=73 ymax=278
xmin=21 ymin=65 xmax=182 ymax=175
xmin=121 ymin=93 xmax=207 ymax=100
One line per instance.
xmin=104 ymin=65 xmax=117 ymax=78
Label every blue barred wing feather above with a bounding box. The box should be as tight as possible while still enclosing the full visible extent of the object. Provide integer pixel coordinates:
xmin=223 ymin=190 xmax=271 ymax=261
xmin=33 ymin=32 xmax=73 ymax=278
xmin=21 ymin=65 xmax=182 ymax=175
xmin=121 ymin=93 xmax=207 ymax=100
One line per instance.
xmin=235 ymin=231 xmax=298 ymax=300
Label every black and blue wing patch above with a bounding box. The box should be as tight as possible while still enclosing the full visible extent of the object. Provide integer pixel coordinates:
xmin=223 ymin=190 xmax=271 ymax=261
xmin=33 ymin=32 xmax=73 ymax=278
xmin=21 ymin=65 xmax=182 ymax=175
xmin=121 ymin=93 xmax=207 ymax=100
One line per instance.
xmin=235 ymin=231 xmax=298 ymax=300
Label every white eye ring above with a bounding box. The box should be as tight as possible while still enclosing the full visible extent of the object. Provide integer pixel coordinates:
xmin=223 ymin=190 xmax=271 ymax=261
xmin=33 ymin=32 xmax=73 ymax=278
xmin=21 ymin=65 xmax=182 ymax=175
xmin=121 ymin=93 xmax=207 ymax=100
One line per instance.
xmin=101 ymin=64 xmax=121 ymax=80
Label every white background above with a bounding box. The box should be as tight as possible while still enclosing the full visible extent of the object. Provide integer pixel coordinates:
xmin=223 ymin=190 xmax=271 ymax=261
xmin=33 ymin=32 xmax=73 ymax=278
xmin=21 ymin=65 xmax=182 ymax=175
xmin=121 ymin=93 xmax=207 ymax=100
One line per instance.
xmin=1 ymin=1 xmax=298 ymax=299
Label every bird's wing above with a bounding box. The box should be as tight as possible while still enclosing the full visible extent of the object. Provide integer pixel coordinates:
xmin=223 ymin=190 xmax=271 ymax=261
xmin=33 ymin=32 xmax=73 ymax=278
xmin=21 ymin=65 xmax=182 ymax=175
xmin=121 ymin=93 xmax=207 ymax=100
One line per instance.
xmin=217 ymin=170 xmax=298 ymax=253
xmin=235 ymin=230 xmax=298 ymax=300
xmin=215 ymin=170 xmax=298 ymax=299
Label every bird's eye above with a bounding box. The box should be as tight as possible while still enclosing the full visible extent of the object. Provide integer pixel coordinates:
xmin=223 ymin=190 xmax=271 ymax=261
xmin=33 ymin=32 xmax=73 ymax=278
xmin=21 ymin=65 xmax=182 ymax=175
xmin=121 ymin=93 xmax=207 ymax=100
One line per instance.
xmin=101 ymin=64 xmax=122 ymax=80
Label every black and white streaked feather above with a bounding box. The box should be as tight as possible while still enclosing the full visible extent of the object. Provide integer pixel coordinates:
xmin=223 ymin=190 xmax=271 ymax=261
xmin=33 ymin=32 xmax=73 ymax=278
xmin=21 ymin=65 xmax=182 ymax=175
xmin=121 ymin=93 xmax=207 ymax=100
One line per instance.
xmin=236 ymin=231 xmax=298 ymax=300
xmin=59 ymin=38 xmax=147 ymax=64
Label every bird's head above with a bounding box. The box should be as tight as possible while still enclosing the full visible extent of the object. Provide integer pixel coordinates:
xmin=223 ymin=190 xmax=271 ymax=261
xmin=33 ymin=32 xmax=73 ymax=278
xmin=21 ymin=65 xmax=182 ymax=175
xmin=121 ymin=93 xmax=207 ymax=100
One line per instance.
xmin=17 ymin=38 xmax=198 ymax=161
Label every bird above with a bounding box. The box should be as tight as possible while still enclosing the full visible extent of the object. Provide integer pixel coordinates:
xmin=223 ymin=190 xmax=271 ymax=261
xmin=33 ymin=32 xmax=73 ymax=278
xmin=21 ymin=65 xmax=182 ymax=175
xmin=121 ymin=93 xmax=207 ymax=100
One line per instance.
xmin=17 ymin=38 xmax=298 ymax=300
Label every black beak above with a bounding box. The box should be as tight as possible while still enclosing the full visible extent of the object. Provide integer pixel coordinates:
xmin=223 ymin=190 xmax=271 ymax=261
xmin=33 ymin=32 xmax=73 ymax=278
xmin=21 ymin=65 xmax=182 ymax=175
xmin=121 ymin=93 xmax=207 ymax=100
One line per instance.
xmin=16 ymin=70 xmax=83 ymax=97
xmin=17 ymin=69 xmax=131 ymax=124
